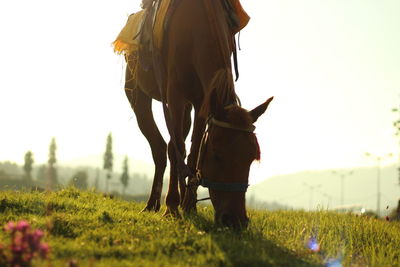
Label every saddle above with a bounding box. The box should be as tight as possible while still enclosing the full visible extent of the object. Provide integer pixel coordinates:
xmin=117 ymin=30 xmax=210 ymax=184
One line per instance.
xmin=113 ymin=0 xmax=250 ymax=74
xmin=138 ymin=0 xmax=177 ymax=70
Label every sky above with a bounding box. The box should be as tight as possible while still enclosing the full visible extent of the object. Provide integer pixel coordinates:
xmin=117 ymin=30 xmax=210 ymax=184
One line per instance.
xmin=1 ymin=0 xmax=400 ymax=185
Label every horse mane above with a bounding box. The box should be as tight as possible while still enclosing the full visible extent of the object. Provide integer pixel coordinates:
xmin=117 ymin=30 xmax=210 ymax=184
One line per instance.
xmin=198 ymin=0 xmax=239 ymax=118
xmin=200 ymin=68 xmax=238 ymax=118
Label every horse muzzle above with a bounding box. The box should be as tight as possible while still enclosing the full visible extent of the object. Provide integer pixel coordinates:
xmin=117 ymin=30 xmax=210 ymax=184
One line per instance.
xmin=216 ymin=212 xmax=249 ymax=229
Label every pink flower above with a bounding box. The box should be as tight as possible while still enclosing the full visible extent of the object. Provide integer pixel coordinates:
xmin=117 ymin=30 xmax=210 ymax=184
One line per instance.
xmin=24 ymin=253 xmax=34 ymax=262
xmin=39 ymin=243 xmax=50 ymax=259
xmin=13 ymin=234 xmax=23 ymax=246
xmin=4 ymin=221 xmax=16 ymax=232
xmin=33 ymin=229 xmax=44 ymax=240
xmin=16 ymin=220 xmax=30 ymax=232
xmin=11 ymin=244 xmax=23 ymax=254
xmin=2 ymin=220 xmax=50 ymax=264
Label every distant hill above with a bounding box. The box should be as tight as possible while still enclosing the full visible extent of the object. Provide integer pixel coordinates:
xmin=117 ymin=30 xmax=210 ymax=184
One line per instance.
xmin=249 ymin=165 xmax=399 ymax=216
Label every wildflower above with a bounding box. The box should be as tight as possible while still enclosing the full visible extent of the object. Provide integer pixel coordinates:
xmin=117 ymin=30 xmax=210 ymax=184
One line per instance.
xmin=4 ymin=221 xmax=16 ymax=233
xmin=68 ymin=259 xmax=79 ymax=267
xmin=33 ymin=229 xmax=44 ymax=240
xmin=27 ymin=229 xmax=44 ymax=251
xmin=13 ymin=234 xmax=23 ymax=247
xmin=2 ymin=220 xmax=50 ymax=265
xmin=16 ymin=220 xmax=30 ymax=232
xmin=39 ymin=243 xmax=50 ymax=259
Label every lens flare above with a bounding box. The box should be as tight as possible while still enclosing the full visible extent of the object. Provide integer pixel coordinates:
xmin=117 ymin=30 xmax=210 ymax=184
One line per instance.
xmin=307 ymin=237 xmax=320 ymax=252
xmin=325 ymin=258 xmax=342 ymax=267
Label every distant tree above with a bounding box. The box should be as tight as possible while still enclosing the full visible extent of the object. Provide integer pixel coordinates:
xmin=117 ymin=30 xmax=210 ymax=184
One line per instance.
xmin=392 ymin=107 xmax=400 ymax=185
xmin=36 ymin=164 xmax=45 ymax=179
xmin=69 ymin=170 xmax=88 ymax=190
xmin=392 ymin=106 xmax=400 ymax=213
xmin=103 ymin=133 xmax=113 ymax=193
xmin=36 ymin=164 xmax=46 ymax=186
xmin=94 ymin=168 xmax=100 ymax=190
xmin=120 ymin=156 xmax=130 ymax=196
xmin=47 ymin=137 xmax=58 ymax=190
xmin=23 ymin=151 xmax=34 ymax=184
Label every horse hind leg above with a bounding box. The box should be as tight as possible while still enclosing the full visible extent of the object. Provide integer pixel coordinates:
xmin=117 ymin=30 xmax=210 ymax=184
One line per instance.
xmin=125 ymin=88 xmax=167 ymax=212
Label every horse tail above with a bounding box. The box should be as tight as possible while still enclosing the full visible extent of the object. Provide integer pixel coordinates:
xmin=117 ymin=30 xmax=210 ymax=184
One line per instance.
xmin=200 ymin=68 xmax=239 ymax=118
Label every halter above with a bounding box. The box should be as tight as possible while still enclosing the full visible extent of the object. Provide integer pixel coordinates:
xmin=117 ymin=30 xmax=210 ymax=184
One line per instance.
xmin=190 ymin=116 xmax=256 ymax=195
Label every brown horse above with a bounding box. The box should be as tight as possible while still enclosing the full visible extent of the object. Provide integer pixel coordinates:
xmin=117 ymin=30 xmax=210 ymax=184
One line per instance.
xmin=124 ymin=0 xmax=273 ymax=228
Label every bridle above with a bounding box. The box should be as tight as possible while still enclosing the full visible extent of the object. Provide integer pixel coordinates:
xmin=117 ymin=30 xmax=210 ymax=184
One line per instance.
xmin=188 ymin=115 xmax=256 ymax=198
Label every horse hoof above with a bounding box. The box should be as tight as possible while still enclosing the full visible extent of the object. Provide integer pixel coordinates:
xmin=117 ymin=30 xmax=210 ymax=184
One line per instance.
xmin=163 ymin=207 xmax=181 ymax=218
xmin=181 ymin=193 xmax=197 ymax=214
xmin=140 ymin=206 xmax=156 ymax=213
xmin=140 ymin=199 xmax=161 ymax=213
xmin=183 ymin=205 xmax=197 ymax=215
xmin=140 ymin=204 xmax=160 ymax=213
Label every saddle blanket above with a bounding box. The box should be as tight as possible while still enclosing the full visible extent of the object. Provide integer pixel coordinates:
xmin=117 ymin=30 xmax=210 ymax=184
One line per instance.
xmin=112 ymin=0 xmax=171 ymax=55
xmin=113 ymin=10 xmax=145 ymax=55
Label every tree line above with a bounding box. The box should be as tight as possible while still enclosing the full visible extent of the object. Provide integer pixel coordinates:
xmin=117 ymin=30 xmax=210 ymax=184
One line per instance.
xmin=1 ymin=133 xmax=134 ymax=195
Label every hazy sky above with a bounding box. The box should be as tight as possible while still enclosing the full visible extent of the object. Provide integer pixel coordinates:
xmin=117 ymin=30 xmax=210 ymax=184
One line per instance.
xmin=1 ymin=0 xmax=399 ymax=184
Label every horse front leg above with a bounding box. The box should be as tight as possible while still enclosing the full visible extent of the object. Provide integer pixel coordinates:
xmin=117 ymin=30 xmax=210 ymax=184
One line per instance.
xmin=163 ymin=98 xmax=188 ymax=217
xmin=182 ymin=111 xmax=206 ymax=214
xmin=178 ymin=104 xmax=192 ymax=207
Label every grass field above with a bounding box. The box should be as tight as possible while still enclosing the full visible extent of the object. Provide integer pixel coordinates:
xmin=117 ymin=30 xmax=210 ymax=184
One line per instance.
xmin=0 ymin=188 xmax=399 ymax=266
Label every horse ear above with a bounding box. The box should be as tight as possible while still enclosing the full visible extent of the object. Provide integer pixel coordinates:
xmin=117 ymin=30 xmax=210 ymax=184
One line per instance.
xmin=249 ymin=97 xmax=274 ymax=123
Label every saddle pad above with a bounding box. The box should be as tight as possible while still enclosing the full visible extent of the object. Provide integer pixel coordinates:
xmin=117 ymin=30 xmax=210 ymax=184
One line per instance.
xmin=113 ymin=10 xmax=146 ymax=55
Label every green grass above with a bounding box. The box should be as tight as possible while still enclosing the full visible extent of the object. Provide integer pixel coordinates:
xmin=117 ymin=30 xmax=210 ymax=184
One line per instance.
xmin=0 ymin=188 xmax=399 ymax=266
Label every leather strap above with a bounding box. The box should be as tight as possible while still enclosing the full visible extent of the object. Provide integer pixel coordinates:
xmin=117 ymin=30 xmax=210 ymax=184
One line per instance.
xmin=200 ymin=178 xmax=249 ymax=192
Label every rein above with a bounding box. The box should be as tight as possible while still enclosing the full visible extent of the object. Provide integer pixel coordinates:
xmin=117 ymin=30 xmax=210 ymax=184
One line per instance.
xmin=191 ymin=116 xmax=255 ymax=200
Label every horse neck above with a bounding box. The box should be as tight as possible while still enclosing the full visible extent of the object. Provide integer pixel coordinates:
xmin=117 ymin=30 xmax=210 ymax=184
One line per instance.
xmin=165 ymin=0 xmax=236 ymax=109
xmin=201 ymin=0 xmax=233 ymax=66
xmin=193 ymin=0 xmax=236 ymax=104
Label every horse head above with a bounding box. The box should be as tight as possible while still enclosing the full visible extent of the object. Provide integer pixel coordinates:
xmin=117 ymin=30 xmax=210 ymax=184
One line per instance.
xmin=198 ymin=91 xmax=273 ymax=228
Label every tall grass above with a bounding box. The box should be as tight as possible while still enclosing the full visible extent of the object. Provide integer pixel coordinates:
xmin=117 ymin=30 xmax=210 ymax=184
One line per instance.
xmin=0 ymin=188 xmax=398 ymax=266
